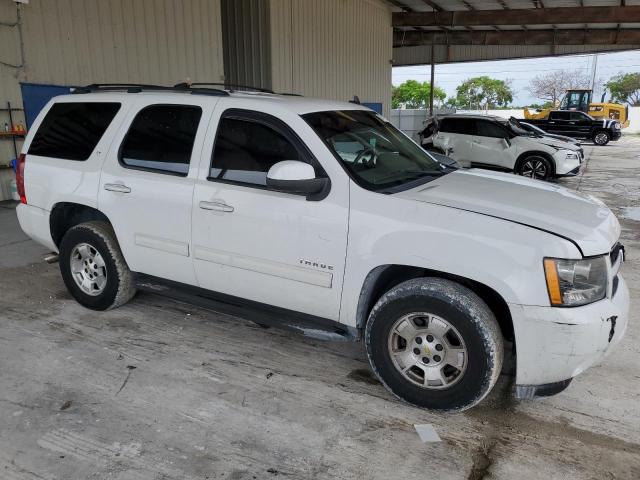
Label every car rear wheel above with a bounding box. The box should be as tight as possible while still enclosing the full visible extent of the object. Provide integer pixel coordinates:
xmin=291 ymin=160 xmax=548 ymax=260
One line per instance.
xmin=517 ymin=155 xmax=552 ymax=180
xmin=59 ymin=221 xmax=136 ymax=311
xmin=365 ymin=278 xmax=504 ymax=412
xmin=593 ymin=130 xmax=610 ymax=146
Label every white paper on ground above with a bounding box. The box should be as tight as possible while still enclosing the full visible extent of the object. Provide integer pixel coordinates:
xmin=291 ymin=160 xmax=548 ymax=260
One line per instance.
xmin=414 ymin=424 xmax=441 ymax=443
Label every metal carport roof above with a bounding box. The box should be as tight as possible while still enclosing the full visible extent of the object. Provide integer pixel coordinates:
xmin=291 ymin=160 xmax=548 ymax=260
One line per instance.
xmin=388 ymin=0 xmax=640 ymax=65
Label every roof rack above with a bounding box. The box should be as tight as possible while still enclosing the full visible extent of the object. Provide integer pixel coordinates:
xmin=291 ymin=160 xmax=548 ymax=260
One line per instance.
xmin=174 ymin=82 xmax=274 ymax=94
xmin=72 ymin=83 xmax=229 ymax=97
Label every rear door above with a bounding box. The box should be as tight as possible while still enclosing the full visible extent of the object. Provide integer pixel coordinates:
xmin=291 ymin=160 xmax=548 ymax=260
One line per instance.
xmin=433 ymin=118 xmax=475 ymax=167
xmin=98 ymin=98 xmax=215 ymax=285
xmin=547 ymin=111 xmax=571 ymax=135
xmin=472 ymin=119 xmax=515 ymax=170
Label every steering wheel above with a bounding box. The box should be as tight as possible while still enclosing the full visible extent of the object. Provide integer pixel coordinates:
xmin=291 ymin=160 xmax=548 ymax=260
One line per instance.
xmin=354 ymin=146 xmax=378 ymax=168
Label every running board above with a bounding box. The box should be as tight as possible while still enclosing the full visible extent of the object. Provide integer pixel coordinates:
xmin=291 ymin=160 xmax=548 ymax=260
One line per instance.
xmin=133 ymin=273 xmax=358 ymax=342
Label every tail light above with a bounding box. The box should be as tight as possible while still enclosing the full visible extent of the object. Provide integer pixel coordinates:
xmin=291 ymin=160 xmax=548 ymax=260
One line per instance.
xmin=16 ymin=153 xmax=26 ymax=204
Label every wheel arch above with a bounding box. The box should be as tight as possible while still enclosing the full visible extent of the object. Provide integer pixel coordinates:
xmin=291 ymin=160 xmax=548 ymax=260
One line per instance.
xmin=50 ymin=202 xmax=113 ymax=248
xmin=514 ymin=150 xmax=556 ymax=176
xmin=355 ymin=264 xmax=514 ymax=344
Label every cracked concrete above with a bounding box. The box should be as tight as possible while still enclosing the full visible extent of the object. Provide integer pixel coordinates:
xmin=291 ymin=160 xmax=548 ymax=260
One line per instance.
xmin=0 ymin=136 xmax=639 ymax=479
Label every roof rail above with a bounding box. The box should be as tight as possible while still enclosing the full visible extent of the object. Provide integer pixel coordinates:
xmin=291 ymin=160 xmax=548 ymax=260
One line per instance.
xmin=175 ymin=82 xmax=273 ymax=94
xmin=72 ymin=83 xmax=229 ymax=96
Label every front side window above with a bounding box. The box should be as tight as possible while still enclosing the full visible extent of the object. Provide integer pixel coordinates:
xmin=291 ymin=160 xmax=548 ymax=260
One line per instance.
xmin=210 ymin=116 xmax=302 ymax=186
xmin=570 ymin=112 xmax=591 ymax=121
xmin=476 ymin=120 xmax=508 ymax=138
xmin=304 ymin=110 xmax=447 ymax=193
xmin=120 ymin=105 xmax=202 ymax=175
xmin=29 ymin=102 xmax=121 ymax=161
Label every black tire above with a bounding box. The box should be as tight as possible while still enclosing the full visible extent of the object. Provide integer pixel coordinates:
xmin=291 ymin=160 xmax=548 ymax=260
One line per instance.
xmin=593 ymin=130 xmax=610 ymax=146
xmin=516 ymin=155 xmax=552 ymax=181
xmin=365 ymin=278 xmax=503 ymax=412
xmin=59 ymin=221 xmax=136 ymax=311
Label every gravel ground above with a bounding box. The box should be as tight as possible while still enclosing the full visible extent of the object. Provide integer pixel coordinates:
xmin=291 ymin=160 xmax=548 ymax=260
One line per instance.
xmin=0 ymin=136 xmax=638 ymax=480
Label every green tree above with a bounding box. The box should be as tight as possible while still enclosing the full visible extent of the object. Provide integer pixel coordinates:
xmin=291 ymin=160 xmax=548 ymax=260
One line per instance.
xmin=454 ymin=76 xmax=514 ymax=109
xmin=392 ymin=80 xmax=446 ymax=109
xmin=605 ymin=72 xmax=640 ymax=106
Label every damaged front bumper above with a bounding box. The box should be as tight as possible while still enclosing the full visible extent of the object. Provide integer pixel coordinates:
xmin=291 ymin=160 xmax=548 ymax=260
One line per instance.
xmin=509 ymin=274 xmax=630 ymax=398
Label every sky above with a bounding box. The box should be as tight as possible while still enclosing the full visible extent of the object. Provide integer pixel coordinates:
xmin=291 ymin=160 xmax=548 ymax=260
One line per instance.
xmin=392 ymin=49 xmax=640 ymax=106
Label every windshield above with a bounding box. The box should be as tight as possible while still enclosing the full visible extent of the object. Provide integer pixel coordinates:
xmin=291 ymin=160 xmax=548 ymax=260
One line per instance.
xmin=303 ymin=110 xmax=448 ymax=192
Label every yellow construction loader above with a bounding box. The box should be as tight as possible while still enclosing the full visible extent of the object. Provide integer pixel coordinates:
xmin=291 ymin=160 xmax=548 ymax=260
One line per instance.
xmin=524 ymin=89 xmax=630 ymax=128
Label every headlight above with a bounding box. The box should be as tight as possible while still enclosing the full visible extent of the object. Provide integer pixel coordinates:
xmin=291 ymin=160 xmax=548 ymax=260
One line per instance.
xmin=565 ymin=152 xmax=580 ymax=160
xmin=543 ymin=256 xmax=608 ymax=306
xmin=613 ymin=122 xmax=621 ymax=130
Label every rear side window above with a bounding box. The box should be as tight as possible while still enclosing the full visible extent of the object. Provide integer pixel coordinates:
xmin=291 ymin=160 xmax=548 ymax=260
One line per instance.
xmin=28 ymin=102 xmax=121 ymax=161
xmin=120 ymin=105 xmax=202 ymax=176
xmin=550 ymin=111 xmax=570 ymax=121
xmin=210 ymin=115 xmax=302 ymax=187
xmin=439 ymin=118 xmax=475 ymax=135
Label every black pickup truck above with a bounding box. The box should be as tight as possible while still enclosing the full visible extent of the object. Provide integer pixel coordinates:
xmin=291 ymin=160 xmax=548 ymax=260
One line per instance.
xmin=519 ymin=110 xmax=622 ymax=145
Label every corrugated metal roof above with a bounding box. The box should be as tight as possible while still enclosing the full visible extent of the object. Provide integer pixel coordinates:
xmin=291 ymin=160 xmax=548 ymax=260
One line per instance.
xmin=389 ymin=0 xmax=640 ymax=64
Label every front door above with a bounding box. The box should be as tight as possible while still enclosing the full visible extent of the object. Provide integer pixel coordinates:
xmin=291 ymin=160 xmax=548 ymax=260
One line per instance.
xmin=472 ymin=119 xmax=515 ymax=170
xmin=191 ymin=107 xmax=349 ymax=321
xmin=99 ymin=100 xmax=214 ymax=285
xmin=570 ymin=111 xmax=592 ymax=138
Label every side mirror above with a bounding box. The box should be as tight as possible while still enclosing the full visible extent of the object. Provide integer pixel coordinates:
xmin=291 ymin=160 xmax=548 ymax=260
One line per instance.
xmin=502 ymin=138 xmax=511 ymax=148
xmin=266 ymin=161 xmax=329 ymax=197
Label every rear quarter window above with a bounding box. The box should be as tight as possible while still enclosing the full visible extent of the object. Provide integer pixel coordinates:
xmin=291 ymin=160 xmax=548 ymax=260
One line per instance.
xmin=28 ymin=102 xmax=121 ymax=161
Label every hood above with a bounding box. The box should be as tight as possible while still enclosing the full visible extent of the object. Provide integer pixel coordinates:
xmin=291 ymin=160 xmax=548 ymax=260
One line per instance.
xmin=397 ymin=169 xmax=619 ymax=257
xmin=545 ymin=133 xmax=579 ymax=144
xmin=530 ymin=136 xmax=581 ymax=151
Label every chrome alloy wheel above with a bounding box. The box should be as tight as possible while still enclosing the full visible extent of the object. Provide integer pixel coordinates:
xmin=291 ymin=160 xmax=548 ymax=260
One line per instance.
xmin=387 ymin=312 xmax=467 ymax=389
xmin=594 ymin=132 xmax=609 ymax=145
xmin=520 ymin=157 xmax=548 ymax=179
xmin=70 ymin=243 xmax=107 ymax=296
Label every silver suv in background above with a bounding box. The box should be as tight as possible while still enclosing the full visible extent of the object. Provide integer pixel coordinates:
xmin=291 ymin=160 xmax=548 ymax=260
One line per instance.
xmin=432 ymin=114 xmax=583 ymax=180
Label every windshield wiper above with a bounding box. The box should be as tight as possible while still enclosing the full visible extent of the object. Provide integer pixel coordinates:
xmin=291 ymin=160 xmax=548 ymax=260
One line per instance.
xmin=374 ymin=169 xmax=446 ymax=183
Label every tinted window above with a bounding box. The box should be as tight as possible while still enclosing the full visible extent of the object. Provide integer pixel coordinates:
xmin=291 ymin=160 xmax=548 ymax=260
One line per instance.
xmin=570 ymin=112 xmax=590 ymax=121
xmin=120 ymin=105 xmax=202 ymax=175
xmin=476 ymin=120 xmax=508 ymax=138
xmin=550 ymin=111 xmax=570 ymax=121
xmin=439 ymin=117 xmax=475 ymax=135
xmin=29 ymin=102 xmax=121 ymax=161
xmin=210 ymin=116 xmax=301 ymax=186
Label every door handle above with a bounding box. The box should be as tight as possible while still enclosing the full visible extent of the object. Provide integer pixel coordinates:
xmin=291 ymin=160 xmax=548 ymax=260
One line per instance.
xmin=199 ymin=200 xmax=234 ymax=213
xmin=104 ymin=183 xmax=131 ymax=193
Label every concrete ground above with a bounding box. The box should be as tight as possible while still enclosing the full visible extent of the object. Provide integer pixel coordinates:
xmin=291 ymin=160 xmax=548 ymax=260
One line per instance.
xmin=1 ymin=137 xmax=639 ymax=480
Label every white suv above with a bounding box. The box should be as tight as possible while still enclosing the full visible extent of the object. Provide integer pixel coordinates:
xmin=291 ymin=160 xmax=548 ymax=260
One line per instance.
xmin=432 ymin=114 xmax=583 ymax=180
xmin=15 ymin=84 xmax=629 ymax=411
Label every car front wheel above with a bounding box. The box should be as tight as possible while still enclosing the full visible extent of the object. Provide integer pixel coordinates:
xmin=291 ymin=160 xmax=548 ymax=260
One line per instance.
xmin=59 ymin=221 xmax=136 ymax=311
xmin=365 ymin=278 xmax=504 ymax=412
xmin=517 ymin=155 xmax=552 ymax=180
xmin=593 ymin=130 xmax=610 ymax=146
